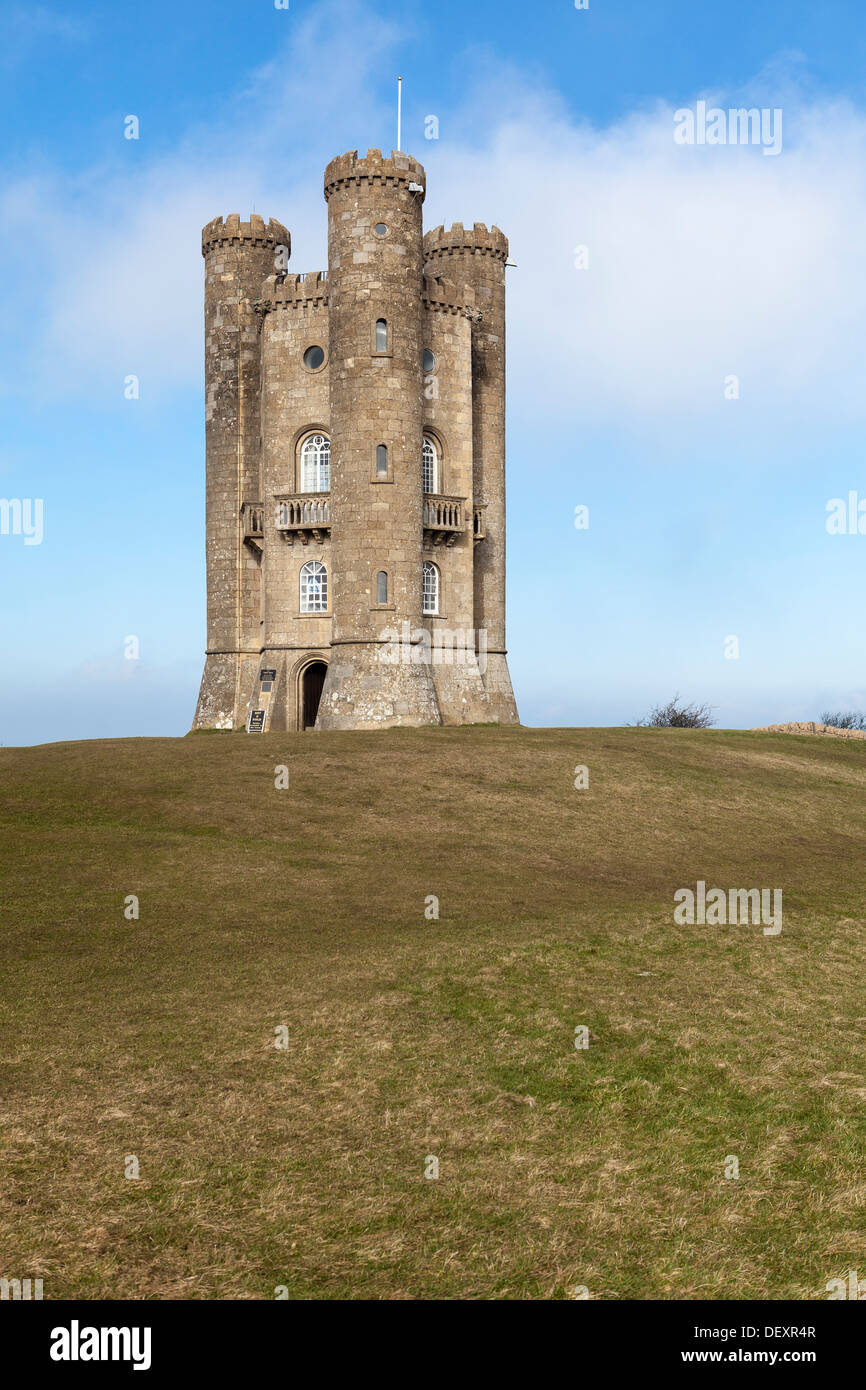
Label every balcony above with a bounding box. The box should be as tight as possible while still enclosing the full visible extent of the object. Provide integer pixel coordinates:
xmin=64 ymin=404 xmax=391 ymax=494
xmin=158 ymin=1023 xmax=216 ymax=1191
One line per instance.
xmin=267 ymin=490 xmax=473 ymax=548
xmin=423 ymin=493 xmax=466 ymax=548
xmin=241 ymin=501 xmax=264 ymax=554
xmin=275 ymin=492 xmax=331 ymax=545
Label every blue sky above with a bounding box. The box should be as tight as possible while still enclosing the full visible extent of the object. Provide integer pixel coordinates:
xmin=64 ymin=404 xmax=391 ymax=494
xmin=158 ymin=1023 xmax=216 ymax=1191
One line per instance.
xmin=2 ymin=0 xmax=866 ymax=743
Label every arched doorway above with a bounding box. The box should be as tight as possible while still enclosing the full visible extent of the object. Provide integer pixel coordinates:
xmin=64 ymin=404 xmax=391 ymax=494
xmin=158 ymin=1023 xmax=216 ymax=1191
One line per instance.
xmin=301 ymin=661 xmax=327 ymax=730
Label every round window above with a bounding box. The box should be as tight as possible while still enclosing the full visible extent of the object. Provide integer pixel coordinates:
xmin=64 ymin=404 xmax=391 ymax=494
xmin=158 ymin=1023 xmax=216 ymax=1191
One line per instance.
xmin=422 ymin=349 xmax=436 ymax=374
xmin=374 ymin=223 xmax=388 ymax=237
xmin=303 ymin=345 xmax=325 ymax=370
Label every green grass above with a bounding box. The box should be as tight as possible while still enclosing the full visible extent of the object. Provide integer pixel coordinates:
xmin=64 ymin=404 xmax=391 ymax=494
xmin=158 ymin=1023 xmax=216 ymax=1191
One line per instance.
xmin=1 ymin=725 xmax=865 ymax=1300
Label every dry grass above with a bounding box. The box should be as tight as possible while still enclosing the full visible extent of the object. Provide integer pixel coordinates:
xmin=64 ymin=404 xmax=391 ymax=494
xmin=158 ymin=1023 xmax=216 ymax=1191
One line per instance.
xmin=1 ymin=725 xmax=864 ymax=1300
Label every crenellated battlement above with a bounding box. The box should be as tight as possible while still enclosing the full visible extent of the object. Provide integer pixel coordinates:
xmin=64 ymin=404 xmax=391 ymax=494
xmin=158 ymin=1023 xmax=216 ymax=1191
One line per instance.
xmin=422 ymin=278 xmax=482 ymax=320
xmin=202 ymin=213 xmax=290 ymax=257
xmin=323 ymin=148 xmax=426 ymax=201
xmin=257 ymin=271 xmax=329 ymax=313
xmin=423 ymin=221 xmax=508 ymax=262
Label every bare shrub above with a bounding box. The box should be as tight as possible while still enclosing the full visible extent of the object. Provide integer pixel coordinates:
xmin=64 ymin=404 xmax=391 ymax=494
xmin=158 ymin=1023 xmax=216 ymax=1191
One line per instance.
xmin=633 ymin=694 xmax=716 ymax=729
xmin=819 ymin=710 xmax=866 ymax=731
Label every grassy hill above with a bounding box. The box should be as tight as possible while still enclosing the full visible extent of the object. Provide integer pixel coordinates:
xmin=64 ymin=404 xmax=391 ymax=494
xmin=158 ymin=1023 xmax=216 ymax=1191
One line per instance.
xmin=1 ymin=725 xmax=865 ymax=1300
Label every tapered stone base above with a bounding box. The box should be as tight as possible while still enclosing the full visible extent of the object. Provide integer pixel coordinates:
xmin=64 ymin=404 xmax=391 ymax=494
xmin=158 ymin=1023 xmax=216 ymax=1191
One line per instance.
xmin=431 ymin=652 xmax=492 ymax=725
xmin=480 ymin=652 xmax=520 ymax=725
xmin=192 ymin=652 xmax=260 ymax=731
xmin=316 ymin=642 xmax=441 ymax=729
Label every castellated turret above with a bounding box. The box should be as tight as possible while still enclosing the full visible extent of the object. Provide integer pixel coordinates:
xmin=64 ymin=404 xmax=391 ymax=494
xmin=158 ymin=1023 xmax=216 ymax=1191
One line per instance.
xmin=192 ymin=152 xmax=519 ymax=733
xmin=423 ymin=221 xmax=517 ymax=725
xmin=195 ymin=214 xmax=291 ymax=729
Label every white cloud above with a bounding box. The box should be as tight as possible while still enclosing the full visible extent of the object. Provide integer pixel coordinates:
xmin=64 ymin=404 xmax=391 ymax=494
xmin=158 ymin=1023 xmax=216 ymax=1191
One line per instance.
xmin=4 ymin=0 xmax=866 ymax=432
xmin=430 ymin=89 xmax=866 ymax=425
xmin=2 ymin=0 xmax=406 ymax=400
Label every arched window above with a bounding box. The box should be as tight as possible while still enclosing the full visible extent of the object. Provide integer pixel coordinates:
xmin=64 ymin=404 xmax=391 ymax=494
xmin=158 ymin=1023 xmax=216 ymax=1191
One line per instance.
xmin=301 ymin=434 xmax=330 ymax=492
xmin=376 ymin=444 xmax=388 ymax=476
xmin=422 ymin=561 xmax=439 ymax=616
xmin=422 ymin=435 xmax=438 ymax=494
xmin=376 ymin=571 xmax=388 ymax=604
xmin=375 ymin=318 xmax=388 ymax=352
xmin=300 ymin=560 xmax=328 ymax=613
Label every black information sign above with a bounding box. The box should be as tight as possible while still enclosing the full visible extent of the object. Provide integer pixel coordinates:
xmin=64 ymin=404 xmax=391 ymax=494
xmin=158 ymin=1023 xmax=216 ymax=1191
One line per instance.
xmin=260 ymin=669 xmax=276 ymax=682
xmin=248 ymin=709 xmax=266 ymax=732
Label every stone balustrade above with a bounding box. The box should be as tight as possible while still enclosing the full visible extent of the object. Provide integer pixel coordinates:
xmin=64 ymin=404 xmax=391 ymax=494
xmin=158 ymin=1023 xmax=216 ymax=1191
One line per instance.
xmin=274 ymin=493 xmax=331 ymax=544
xmin=423 ymin=494 xmax=465 ymax=546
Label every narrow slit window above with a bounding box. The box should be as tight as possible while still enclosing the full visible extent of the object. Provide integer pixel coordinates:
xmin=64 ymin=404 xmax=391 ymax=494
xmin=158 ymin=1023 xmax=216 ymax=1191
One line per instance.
xmin=375 ymin=318 xmax=388 ymax=352
xmin=376 ymin=444 xmax=388 ymax=476
xmin=376 ymin=571 xmax=388 ymax=605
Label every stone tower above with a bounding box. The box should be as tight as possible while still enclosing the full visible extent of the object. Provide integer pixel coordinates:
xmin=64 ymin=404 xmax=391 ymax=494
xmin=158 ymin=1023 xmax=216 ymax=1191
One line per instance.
xmin=196 ymin=212 xmax=290 ymax=729
xmin=192 ymin=149 xmax=519 ymax=733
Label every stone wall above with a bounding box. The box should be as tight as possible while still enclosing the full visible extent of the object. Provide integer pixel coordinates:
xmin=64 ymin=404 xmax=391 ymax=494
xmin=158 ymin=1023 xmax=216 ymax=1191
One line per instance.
xmin=259 ymin=273 xmax=331 ymax=730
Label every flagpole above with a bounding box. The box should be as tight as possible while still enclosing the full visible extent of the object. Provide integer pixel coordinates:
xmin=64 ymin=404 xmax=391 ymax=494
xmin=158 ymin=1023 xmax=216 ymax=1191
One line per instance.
xmin=397 ymin=75 xmax=402 ymax=152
